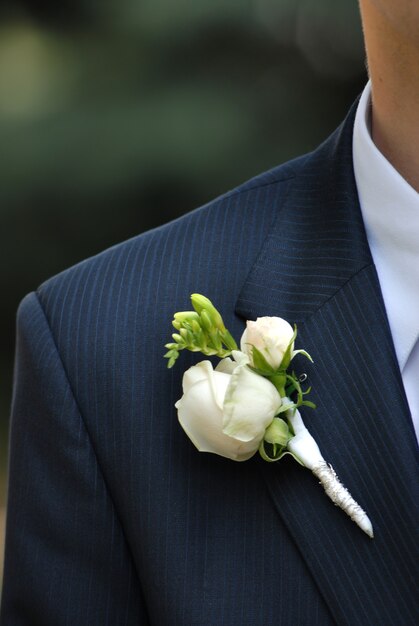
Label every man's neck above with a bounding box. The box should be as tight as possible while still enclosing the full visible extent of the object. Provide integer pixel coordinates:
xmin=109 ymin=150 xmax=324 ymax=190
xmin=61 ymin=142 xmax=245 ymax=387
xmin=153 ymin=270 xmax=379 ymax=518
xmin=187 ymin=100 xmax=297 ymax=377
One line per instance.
xmin=360 ymin=1 xmax=419 ymax=192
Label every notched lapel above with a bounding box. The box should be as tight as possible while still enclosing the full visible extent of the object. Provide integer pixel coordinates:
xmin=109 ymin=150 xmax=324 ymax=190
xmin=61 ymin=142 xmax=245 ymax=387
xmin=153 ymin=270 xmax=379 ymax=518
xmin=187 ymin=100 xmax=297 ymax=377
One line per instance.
xmin=236 ymin=101 xmax=371 ymax=326
xmin=235 ymin=103 xmax=419 ymax=625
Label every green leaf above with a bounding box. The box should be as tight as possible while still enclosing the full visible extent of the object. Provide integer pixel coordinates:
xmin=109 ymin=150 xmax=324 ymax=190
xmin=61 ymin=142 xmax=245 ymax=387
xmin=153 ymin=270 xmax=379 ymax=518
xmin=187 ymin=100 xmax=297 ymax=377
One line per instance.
xmin=258 ymin=439 xmax=284 ymax=462
xmin=280 ymin=449 xmax=306 ymax=466
xmin=278 ymin=324 xmax=298 ymax=370
xmin=292 ymin=349 xmax=314 ymax=363
xmin=250 ymin=346 xmax=277 ymax=375
xmin=301 ymin=400 xmax=316 ymax=410
xmin=276 ymin=399 xmax=296 ymax=415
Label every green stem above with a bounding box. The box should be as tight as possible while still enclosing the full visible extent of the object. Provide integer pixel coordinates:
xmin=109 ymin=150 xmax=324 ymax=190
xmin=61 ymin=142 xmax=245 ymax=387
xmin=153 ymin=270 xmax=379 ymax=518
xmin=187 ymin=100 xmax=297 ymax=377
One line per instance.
xmin=268 ymin=373 xmax=286 ymax=398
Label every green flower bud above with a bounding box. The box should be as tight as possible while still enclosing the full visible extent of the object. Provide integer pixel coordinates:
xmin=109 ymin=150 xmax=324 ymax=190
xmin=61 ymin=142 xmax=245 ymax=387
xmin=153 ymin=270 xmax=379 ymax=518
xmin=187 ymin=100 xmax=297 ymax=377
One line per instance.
xmin=180 ymin=328 xmax=194 ymax=345
xmin=200 ymin=310 xmax=213 ymax=332
xmin=209 ymin=330 xmax=222 ymax=351
xmin=191 ymin=319 xmax=201 ymax=334
xmin=191 ymin=293 xmax=225 ymax=330
xmin=264 ymin=417 xmax=290 ymax=447
xmin=164 ymin=342 xmax=178 ymax=350
xmin=174 ymin=311 xmax=200 ymax=323
xmin=195 ymin=329 xmax=208 ymax=351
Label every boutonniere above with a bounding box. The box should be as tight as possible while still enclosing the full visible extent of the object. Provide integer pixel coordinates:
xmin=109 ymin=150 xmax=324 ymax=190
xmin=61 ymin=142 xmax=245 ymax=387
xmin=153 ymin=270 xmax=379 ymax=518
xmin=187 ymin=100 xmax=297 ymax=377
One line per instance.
xmin=165 ymin=294 xmax=373 ymax=538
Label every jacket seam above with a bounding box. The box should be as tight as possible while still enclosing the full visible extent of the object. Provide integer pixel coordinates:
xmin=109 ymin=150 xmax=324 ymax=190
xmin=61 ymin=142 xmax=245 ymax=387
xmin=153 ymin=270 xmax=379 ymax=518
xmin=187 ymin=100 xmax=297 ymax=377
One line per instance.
xmin=220 ymin=172 xmax=297 ymax=202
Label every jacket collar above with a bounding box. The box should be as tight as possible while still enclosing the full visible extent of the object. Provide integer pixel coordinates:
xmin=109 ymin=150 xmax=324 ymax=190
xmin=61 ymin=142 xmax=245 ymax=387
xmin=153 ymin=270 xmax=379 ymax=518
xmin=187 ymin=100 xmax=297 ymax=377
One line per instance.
xmin=236 ymin=99 xmax=372 ymax=325
xmin=235 ymin=101 xmax=418 ymax=625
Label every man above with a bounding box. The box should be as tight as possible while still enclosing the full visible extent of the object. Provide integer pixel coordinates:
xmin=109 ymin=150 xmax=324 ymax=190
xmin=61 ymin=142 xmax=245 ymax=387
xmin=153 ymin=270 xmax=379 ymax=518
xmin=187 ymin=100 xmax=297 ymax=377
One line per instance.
xmin=1 ymin=1 xmax=418 ymax=623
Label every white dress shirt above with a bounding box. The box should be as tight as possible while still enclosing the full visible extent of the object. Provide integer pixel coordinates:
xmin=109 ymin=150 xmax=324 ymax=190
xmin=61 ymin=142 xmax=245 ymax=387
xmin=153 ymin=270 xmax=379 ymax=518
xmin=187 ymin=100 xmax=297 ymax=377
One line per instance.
xmin=353 ymin=82 xmax=419 ymax=441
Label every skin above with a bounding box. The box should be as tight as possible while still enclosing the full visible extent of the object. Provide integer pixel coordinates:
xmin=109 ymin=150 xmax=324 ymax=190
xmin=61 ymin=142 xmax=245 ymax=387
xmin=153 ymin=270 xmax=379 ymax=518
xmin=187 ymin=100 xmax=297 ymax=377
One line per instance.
xmin=358 ymin=0 xmax=419 ymax=191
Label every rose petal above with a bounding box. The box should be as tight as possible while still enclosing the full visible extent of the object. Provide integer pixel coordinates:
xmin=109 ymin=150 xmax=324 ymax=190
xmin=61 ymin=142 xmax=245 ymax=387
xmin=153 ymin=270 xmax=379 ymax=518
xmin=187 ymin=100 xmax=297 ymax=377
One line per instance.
xmin=177 ymin=371 xmax=259 ymax=461
xmin=240 ymin=316 xmax=294 ymax=369
xmin=222 ymin=365 xmax=281 ymax=442
xmin=215 ymin=357 xmax=236 ymax=375
xmin=181 ymin=360 xmax=213 ymax=394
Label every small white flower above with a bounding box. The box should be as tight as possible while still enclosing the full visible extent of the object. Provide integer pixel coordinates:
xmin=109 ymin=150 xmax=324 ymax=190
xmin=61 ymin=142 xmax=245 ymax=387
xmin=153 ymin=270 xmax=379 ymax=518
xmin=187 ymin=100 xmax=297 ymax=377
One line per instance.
xmin=175 ymin=358 xmax=282 ymax=461
xmin=240 ymin=316 xmax=295 ymax=370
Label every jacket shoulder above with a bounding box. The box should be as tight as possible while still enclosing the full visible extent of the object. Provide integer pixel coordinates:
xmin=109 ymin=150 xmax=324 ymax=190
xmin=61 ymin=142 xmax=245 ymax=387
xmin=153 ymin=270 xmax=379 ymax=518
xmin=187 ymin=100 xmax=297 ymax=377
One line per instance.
xmin=36 ymin=153 xmax=307 ymax=315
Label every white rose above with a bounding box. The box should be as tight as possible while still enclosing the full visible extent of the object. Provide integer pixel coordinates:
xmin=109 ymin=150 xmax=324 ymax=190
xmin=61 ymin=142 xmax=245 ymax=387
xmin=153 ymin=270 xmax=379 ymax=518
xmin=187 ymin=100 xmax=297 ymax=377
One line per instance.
xmin=240 ymin=316 xmax=294 ymax=370
xmin=175 ymin=357 xmax=282 ymax=461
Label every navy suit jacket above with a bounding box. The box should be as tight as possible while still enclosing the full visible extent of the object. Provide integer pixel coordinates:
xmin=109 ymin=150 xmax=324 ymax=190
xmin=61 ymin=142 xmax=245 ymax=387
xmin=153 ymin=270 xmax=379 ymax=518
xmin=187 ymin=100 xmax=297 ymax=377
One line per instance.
xmin=1 ymin=101 xmax=418 ymax=625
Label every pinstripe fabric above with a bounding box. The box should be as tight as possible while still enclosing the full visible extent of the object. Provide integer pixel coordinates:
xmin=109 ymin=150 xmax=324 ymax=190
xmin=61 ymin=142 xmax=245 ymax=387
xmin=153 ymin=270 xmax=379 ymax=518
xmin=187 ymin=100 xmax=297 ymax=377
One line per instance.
xmin=1 ymin=293 xmax=147 ymax=625
xmin=236 ymin=104 xmax=419 ymax=624
xmin=1 ymin=100 xmax=418 ymax=625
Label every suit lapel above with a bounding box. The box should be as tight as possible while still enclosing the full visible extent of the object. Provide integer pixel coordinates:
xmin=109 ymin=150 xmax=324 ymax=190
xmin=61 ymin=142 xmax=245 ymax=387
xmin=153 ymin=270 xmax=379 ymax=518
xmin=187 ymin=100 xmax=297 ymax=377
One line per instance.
xmin=235 ymin=104 xmax=418 ymax=625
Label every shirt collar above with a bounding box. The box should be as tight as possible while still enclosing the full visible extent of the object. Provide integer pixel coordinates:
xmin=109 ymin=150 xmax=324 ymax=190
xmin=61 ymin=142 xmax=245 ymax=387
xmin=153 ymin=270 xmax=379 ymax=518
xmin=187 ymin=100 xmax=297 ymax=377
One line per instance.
xmin=353 ymin=81 xmax=419 ymax=371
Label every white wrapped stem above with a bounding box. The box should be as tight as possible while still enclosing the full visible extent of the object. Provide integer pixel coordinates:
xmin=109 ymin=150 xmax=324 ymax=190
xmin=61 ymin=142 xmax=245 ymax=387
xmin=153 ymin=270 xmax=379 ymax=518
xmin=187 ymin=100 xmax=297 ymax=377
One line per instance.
xmin=287 ymin=407 xmax=374 ymax=538
xmin=312 ymin=461 xmax=374 ymax=538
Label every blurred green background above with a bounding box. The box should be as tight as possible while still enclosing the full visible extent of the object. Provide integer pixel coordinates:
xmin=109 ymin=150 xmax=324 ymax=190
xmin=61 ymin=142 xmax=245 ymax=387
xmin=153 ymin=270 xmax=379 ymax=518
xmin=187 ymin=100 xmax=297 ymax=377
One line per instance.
xmin=0 ymin=0 xmax=366 ymax=580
